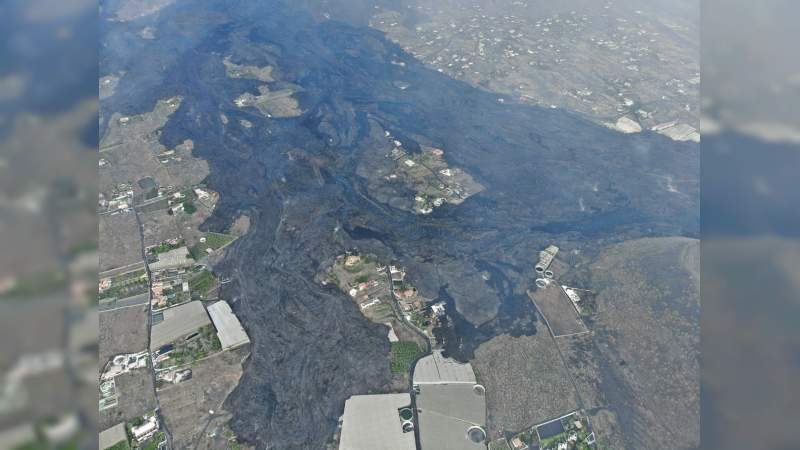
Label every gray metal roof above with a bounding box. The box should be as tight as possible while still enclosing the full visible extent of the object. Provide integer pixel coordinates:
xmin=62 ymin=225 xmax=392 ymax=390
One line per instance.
xmin=339 ymin=394 xmax=415 ymax=450
xmin=414 ymin=350 xmax=476 ymax=384
xmin=416 ymin=383 xmax=487 ymax=450
xmin=150 ymin=301 xmax=211 ymax=349
xmin=207 ymin=301 xmax=250 ymax=350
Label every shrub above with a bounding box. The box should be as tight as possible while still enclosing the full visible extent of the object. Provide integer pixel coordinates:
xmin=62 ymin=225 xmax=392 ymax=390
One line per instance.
xmin=354 ymin=274 xmax=370 ymax=283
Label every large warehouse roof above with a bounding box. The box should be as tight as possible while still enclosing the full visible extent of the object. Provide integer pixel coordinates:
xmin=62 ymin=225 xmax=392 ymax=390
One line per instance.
xmin=339 ymin=394 xmax=415 ymax=450
xmin=413 ymin=350 xmax=477 ymax=384
xmin=416 ymin=384 xmax=486 ymax=450
xmin=413 ymin=351 xmax=486 ymax=450
xmin=150 ymin=301 xmax=211 ymax=349
xmin=207 ymin=301 xmax=250 ymax=350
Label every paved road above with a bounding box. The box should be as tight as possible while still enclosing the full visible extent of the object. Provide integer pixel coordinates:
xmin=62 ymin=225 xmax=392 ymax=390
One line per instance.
xmin=98 ymin=292 xmax=150 ymax=313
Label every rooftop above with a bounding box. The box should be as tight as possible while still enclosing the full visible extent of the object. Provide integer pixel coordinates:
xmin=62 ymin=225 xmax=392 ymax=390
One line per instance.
xmin=413 ymin=351 xmax=486 ymax=450
xmin=416 ymin=383 xmax=487 ymax=450
xmin=150 ymin=301 xmax=211 ymax=350
xmin=414 ymin=350 xmax=477 ymax=384
xmin=207 ymin=300 xmax=250 ymax=350
xmin=339 ymin=393 xmax=415 ymax=450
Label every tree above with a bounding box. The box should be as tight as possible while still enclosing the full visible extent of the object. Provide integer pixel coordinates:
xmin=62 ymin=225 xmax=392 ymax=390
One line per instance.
xmin=183 ymin=201 xmax=197 ymax=214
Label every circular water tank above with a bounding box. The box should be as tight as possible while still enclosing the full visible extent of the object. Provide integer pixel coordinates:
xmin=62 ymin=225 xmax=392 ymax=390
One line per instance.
xmin=535 ymin=265 xmax=544 ymax=273
xmin=544 ymin=270 xmax=554 ymax=279
xmin=399 ymin=408 xmax=413 ymax=421
xmin=467 ymin=426 xmax=486 ymax=443
xmin=402 ymin=421 xmax=414 ymax=433
xmin=473 ymin=384 xmax=486 ymax=396
xmin=535 ymin=278 xmax=548 ymax=288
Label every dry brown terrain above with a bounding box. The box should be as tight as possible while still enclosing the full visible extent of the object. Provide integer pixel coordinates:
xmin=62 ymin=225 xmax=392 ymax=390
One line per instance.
xmin=472 ymin=332 xmax=579 ymax=439
xmin=559 ymin=237 xmax=699 ymax=449
xmin=99 ymin=211 xmax=144 ymax=272
xmin=99 ymin=369 xmax=158 ymax=430
xmin=528 ymin=283 xmax=588 ymax=337
xmin=99 ymin=303 xmax=149 ymax=365
xmin=158 ymin=347 xmax=249 ymax=449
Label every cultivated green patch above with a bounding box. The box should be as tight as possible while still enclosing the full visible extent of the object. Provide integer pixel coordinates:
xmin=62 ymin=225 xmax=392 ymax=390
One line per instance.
xmin=189 ymin=269 xmax=217 ymax=299
xmin=390 ymin=341 xmax=422 ymax=374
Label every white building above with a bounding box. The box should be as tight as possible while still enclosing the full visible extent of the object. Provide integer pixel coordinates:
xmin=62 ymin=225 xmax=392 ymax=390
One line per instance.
xmin=207 ymin=301 xmax=250 ymax=350
xmin=339 ymin=394 xmax=415 ymax=450
xmin=131 ymin=415 xmax=158 ymax=442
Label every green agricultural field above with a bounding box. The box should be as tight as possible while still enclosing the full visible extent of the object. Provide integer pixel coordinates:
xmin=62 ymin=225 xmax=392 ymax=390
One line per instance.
xmin=149 ymin=240 xmax=185 ymax=255
xmin=372 ymin=303 xmax=393 ymax=317
xmin=99 ymin=269 xmax=149 ymax=301
xmin=205 ymin=232 xmax=236 ymax=249
xmin=390 ymin=341 xmax=422 ymax=374
xmin=354 ymin=274 xmax=370 ymax=283
xmin=488 ymin=439 xmax=511 ymax=450
xmin=189 ymin=270 xmax=217 ymax=299
xmin=140 ymin=432 xmax=165 ymax=450
xmin=106 ymin=440 xmax=131 ymax=450
xmin=189 ymin=232 xmax=237 ymax=259
xmin=157 ymin=327 xmax=219 ymax=369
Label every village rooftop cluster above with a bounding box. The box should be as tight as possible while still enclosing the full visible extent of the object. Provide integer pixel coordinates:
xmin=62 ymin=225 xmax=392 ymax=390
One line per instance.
xmin=369 ymin=0 xmax=699 ymax=142
xmin=382 ymin=131 xmax=484 ymax=215
xmin=98 ymin=88 xmax=253 ymax=450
